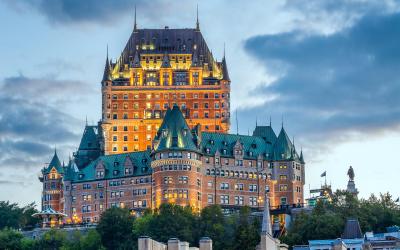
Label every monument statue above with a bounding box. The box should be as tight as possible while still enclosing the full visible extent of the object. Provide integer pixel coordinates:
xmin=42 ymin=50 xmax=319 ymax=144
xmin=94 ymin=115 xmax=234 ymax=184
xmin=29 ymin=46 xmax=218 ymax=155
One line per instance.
xmin=347 ymin=166 xmax=355 ymax=181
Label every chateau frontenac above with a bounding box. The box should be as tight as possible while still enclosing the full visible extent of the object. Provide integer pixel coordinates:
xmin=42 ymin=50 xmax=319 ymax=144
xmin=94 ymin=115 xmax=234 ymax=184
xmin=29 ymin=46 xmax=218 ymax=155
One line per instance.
xmin=39 ymin=16 xmax=305 ymax=226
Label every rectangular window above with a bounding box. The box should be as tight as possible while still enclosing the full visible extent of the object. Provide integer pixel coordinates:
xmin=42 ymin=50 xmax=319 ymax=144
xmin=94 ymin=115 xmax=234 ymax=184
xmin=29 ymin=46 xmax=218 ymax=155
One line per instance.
xmin=249 ymin=184 xmax=258 ymax=192
xmin=249 ymin=197 xmax=258 ymax=206
xmin=220 ymin=195 xmax=229 ymax=204
xmin=207 ymin=194 xmax=213 ymax=204
xmin=235 ymin=183 xmax=244 ymax=191
xmin=234 ymin=196 xmax=244 ymax=205
xmin=220 ymin=183 xmax=229 ymax=190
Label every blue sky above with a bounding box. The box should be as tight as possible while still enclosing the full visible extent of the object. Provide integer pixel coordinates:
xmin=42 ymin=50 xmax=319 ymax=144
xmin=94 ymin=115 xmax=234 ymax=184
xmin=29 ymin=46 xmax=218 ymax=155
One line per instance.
xmin=0 ymin=0 xmax=399 ymax=205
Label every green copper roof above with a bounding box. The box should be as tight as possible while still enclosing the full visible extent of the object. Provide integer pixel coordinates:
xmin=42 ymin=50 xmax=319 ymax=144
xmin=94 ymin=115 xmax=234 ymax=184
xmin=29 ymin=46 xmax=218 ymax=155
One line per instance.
xmin=252 ymin=125 xmax=277 ymax=145
xmin=43 ymin=150 xmax=63 ymax=174
xmin=201 ymin=132 xmax=274 ymax=160
xmin=65 ymin=150 xmax=151 ymax=183
xmin=78 ymin=125 xmax=99 ymax=150
xmin=153 ymin=105 xmax=198 ymax=152
xmin=74 ymin=125 xmax=102 ymax=169
xmin=273 ymin=127 xmax=297 ymax=161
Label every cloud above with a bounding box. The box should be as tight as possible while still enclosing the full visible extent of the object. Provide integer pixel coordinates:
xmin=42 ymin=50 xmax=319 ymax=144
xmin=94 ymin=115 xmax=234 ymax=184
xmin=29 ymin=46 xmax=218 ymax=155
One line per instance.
xmin=240 ymin=12 xmax=400 ymax=143
xmin=0 ymin=74 xmax=86 ymax=171
xmin=3 ymin=0 xmax=162 ymax=25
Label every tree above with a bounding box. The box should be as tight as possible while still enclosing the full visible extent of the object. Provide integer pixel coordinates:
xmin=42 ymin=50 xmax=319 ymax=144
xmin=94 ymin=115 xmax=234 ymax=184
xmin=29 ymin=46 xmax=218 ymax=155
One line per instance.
xmin=97 ymin=207 xmax=135 ymax=249
xmin=35 ymin=229 xmax=67 ymax=250
xmin=146 ymin=204 xmax=198 ymax=245
xmin=233 ymin=206 xmax=260 ymax=250
xmin=0 ymin=201 xmax=22 ymax=229
xmin=20 ymin=203 xmax=40 ymax=230
xmin=199 ymin=205 xmax=228 ymax=250
xmin=0 ymin=228 xmax=24 ymax=250
xmin=80 ymin=229 xmax=104 ymax=250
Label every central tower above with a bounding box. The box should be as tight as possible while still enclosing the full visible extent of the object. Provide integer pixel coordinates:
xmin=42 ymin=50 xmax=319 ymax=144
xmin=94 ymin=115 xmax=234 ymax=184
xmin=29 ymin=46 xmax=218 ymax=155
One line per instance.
xmin=101 ymin=14 xmax=231 ymax=155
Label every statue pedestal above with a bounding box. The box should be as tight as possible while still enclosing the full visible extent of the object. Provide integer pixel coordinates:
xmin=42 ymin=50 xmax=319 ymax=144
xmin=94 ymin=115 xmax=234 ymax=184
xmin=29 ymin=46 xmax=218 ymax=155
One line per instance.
xmin=346 ymin=180 xmax=358 ymax=195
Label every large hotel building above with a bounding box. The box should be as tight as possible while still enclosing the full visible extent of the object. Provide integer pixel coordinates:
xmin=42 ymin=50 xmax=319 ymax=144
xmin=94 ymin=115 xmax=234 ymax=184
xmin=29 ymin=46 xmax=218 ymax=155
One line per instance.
xmin=39 ymin=16 xmax=305 ymax=229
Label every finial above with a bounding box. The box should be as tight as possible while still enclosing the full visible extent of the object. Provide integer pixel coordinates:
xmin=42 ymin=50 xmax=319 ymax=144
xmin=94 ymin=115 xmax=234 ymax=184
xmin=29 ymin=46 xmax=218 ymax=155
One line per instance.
xmin=223 ymin=42 xmax=226 ymax=60
xmin=85 ymin=115 xmax=88 ymax=126
xmin=134 ymin=5 xmax=137 ymax=31
xmin=54 ymin=145 xmax=57 ymax=154
xmin=269 ymin=116 xmax=272 ymax=126
xmin=256 ymin=116 xmax=258 ymax=127
xmin=281 ymin=115 xmax=284 ymax=128
xmin=196 ymin=4 xmax=200 ymax=31
xmin=106 ymin=44 xmax=109 ymax=60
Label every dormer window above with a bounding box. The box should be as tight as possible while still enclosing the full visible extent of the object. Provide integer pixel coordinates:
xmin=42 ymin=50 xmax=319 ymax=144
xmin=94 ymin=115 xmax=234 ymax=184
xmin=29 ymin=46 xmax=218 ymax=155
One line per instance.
xmin=223 ymin=149 xmax=227 ymax=154
xmin=206 ymin=148 xmax=210 ymax=154
xmin=79 ymin=174 xmax=84 ymax=179
xmin=210 ymin=140 xmax=214 ymax=145
xmin=249 ymin=151 xmax=253 ymax=157
xmin=113 ymin=170 xmax=119 ymax=176
xmin=251 ymin=143 xmax=256 ymax=149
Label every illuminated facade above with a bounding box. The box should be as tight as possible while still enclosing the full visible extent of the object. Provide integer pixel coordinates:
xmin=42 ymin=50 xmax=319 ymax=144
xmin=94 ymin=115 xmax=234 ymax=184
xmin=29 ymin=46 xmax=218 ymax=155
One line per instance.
xmin=39 ymin=18 xmax=305 ymax=230
xmin=100 ymin=17 xmax=230 ymax=154
xmin=40 ymin=105 xmax=305 ymax=225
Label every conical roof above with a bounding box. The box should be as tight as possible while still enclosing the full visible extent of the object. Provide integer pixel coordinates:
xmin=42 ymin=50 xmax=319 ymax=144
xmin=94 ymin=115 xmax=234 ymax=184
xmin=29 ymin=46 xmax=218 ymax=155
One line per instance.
xmin=43 ymin=150 xmax=63 ymax=174
xmin=343 ymin=218 xmax=363 ymax=239
xmin=153 ymin=105 xmax=198 ymax=152
xmin=262 ymin=197 xmax=272 ymax=235
xmin=299 ymin=150 xmax=305 ymax=164
xmin=102 ymin=57 xmax=111 ymax=82
xmin=273 ymin=127 xmax=295 ymax=160
xmin=78 ymin=126 xmax=99 ymax=150
xmin=221 ymin=56 xmax=230 ymax=81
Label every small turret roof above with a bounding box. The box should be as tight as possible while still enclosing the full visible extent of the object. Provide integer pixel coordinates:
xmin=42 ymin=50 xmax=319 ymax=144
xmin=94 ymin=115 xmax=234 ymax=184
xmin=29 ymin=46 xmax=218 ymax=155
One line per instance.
xmin=273 ymin=127 xmax=297 ymax=161
xmin=253 ymin=125 xmax=277 ymax=145
xmin=43 ymin=150 xmax=63 ymax=174
xmin=153 ymin=105 xmax=198 ymax=152
xmin=221 ymin=56 xmax=230 ymax=81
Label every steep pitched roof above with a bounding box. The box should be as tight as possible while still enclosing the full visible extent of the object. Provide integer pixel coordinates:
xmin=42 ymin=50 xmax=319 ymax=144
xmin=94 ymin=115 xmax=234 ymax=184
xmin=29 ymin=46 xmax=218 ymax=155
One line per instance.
xmin=43 ymin=150 xmax=63 ymax=174
xmin=78 ymin=125 xmax=100 ymax=150
xmin=68 ymin=150 xmax=151 ymax=183
xmin=273 ymin=127 xmax=297 ymax=161
xmin=343 ymin=218 xmax=363 ymax=239
xmin=200 ymin=132 xmax=274 ymax=160
xmin=252 ymin=125 xmax=277 ymax=145
xmin=118 ymin=28 xmax=215 ymax=66
xmin=221 ymin=56 xmax=230 ymax=81
xmin=102 ymin=56 xmax=111 ymax=82
xmin=153 ymin=105 xmax=198 ymax=152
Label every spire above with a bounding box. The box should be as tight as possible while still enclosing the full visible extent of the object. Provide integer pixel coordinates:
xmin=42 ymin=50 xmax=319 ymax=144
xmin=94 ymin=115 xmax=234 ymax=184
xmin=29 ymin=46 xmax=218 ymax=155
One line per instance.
xmin=256 ymin=116 xmax=258 ymax=127
xmin=133 ymin=5 xmax=138 ymax=32
xmin=102 ymin=45 xmax=112 ymax=82
xmin=221 ymin=48 xmax=230 ymax=81
xmin=299 ymin=148 xmax=305 ymax=164
xmin=269 ymin=116 xmax=272 ymax=126
xmin=262 ymin=196 xmax=272 ymax=235
xmin=196 ymin=4 xmax=200 ymax=31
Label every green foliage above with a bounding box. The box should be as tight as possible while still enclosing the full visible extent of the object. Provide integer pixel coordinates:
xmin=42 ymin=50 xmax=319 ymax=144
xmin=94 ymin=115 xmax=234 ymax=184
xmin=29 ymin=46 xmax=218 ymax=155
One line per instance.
xmin=232 ymin=207 xmax=261 ymax=250
xmin=0 ymin=201 xmax=40 ymax=230
xmin=0 ymin=228 xmax=24 ymax=250
xmin=96 ymin=207 xmax=135 ymax=250
xmin=35 ymin=229 xmax=68 ymax=250
xmin=80 ymin=229 xmax=104 ymax=250
xmin=281 ymin=191 xmax=400 ymax=247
